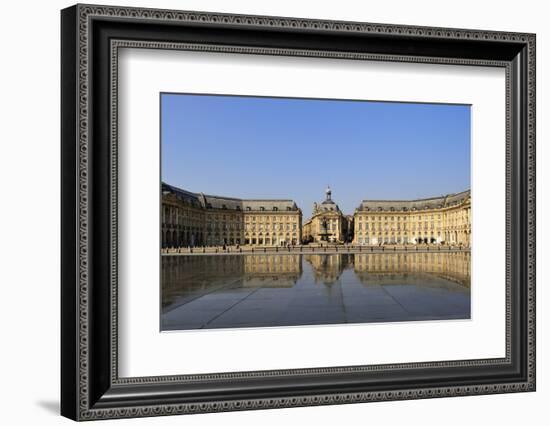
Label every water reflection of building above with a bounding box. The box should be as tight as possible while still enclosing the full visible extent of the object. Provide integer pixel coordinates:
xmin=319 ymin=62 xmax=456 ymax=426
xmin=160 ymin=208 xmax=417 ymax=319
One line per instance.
xmin=162 ymin=183 xmax=302 ymax=248
xmin=303 ymin=254 xmax=353 ymax=284
xmin=162 ymin=252 xmax=470 ymax=306
xmin=243 ymin=254 xmax=301 ymax=276
xmin=303 ymin=252 xmax=470 ymax=287
xmin=302 ymin=187 xmax=353 ymax=244
xmin=162 ymin=255 xmax=245 ymax=306
xmin=353 ymin=190 xmax=471 ymax=246
xmin=353 ymin=252 xmax=470 ymax=287
xmin=242 ymin=254 xmax=302 ymax=287
xmin=162 ymin=254 xmax=303 ymax=306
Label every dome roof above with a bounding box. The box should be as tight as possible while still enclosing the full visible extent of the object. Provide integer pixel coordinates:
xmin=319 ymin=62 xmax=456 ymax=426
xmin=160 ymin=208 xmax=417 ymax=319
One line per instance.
xmin=314 ymin=186 xmax=340 ymax=212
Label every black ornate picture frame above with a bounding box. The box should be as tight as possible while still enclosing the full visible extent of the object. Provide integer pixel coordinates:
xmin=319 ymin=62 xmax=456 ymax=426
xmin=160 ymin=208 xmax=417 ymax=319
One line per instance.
xmin=61 ymin=4 xmax=536 ymax=421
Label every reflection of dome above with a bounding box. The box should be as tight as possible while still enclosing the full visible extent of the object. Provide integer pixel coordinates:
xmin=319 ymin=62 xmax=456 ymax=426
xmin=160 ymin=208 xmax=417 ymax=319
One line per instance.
xmin=304 ymin=253 xmax=354 ymax=285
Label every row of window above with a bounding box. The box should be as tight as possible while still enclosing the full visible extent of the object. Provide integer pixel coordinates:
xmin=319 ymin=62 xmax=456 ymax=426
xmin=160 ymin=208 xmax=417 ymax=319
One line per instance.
xmin=245 ymin=215 xmax=298 ymax=222
xmin=164 ymin=225 xmax=300 ymax=233
xmin=356 ymin=214 xmax=443 ymax=221
xmin=355 ymin=209 xmax=470 ymax=222
xmin=244 ymin=257 xmax=299 ymax=264
xmin=354 ymin=254 xmax=468 ymax=263
xmin=246 ymin=224 xmax=297 ymax=231
xmin=163 ymin=211 xmax=300 ymax=225
xmin=205 ymin=204 xmax=295 ymax=212
xmin=206 ymin=224 xmax=242 ymax=230
xmin=245 ymin=232 xmax=298 ymax=237
xmin=244 ymin=238 xmax=298 ymax=245
xmin=356 ymin=231 xmax=440 ymax=237
xmin=357 ymin=223 xmax=438 ymax=231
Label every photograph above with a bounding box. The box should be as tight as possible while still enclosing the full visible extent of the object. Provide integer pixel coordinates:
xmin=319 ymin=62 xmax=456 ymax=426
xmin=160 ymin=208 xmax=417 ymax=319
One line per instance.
xmin=160 ymin=93 xmax=472 ymax=331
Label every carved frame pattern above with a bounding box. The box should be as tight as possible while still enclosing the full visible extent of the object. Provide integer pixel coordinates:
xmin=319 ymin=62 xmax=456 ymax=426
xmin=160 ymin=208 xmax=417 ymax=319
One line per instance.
xmin=61 ymin=3 xmax=536 ymax=421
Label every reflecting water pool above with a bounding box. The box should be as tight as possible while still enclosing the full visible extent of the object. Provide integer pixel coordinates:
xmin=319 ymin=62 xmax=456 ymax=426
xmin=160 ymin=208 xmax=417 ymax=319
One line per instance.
xmin=161 ymin=252 xmax=470 ymax=331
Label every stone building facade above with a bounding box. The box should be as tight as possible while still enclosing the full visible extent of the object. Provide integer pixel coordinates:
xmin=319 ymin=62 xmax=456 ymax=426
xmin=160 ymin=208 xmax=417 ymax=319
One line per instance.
xmin=353 ymin=190 xmax=471 ymax=246
xmin=162 ymin=183 xmax=470 ymax=248
xmin=301 ymin=187 xmax=353 ymax=244
xmin=162 ymin=183 xmax=302 ymax=248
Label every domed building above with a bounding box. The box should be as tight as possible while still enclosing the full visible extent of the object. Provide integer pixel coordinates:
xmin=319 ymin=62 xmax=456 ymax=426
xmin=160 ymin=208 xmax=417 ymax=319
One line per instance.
xmin=302 ymin=187 xmax=354 ymax=244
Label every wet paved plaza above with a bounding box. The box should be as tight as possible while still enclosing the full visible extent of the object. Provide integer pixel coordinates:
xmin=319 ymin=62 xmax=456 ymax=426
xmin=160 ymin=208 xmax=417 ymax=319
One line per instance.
xmin=161 ymin=252 xmax=470 ymax=331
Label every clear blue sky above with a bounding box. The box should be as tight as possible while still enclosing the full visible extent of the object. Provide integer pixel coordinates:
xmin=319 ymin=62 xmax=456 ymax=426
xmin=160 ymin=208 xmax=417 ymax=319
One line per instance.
xmin=161 ymin=93 xmax=470 ymax=219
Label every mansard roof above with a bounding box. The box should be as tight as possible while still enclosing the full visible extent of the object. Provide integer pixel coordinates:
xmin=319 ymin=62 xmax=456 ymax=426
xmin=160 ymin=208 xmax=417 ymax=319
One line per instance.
xmin=161 ymin=183 xmax=203 ymax=208
xmin=162 ymin=182 xmax=300 ymax=212
xmin=357 ymin=189 xmax=470 ymax=212
xmin=316 ymin=201 xmax=340 ymax=212
xmin=241 ymin=200 xmax=299 ymax=211
xmin=201 ymin=194 xmax=242 ymax=210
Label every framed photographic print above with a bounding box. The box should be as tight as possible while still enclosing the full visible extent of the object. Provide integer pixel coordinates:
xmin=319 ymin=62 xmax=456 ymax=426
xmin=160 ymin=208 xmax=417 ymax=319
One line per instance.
xmin=61 ymin=4 xmax=536 ymax=421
